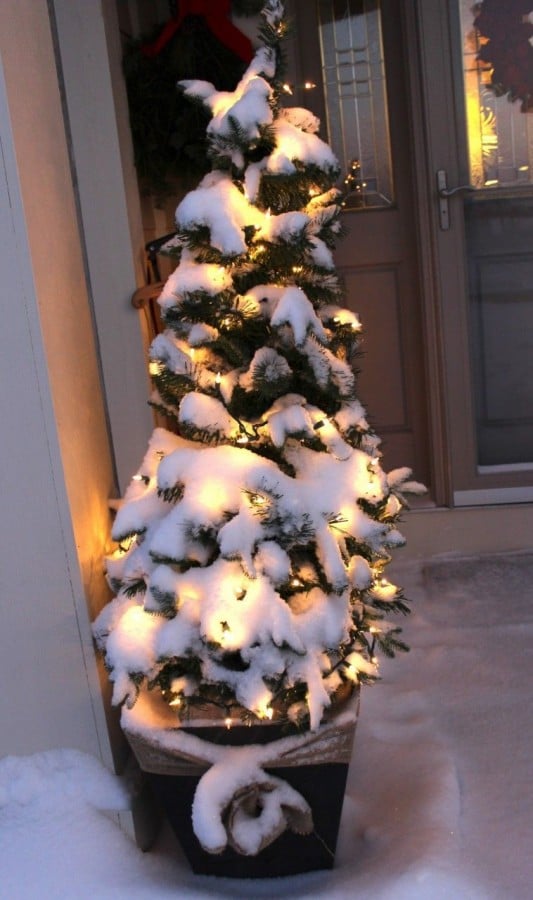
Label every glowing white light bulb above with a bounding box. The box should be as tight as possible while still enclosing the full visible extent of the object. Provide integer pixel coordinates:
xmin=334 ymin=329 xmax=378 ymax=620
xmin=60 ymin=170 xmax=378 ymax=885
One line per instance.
xmin=225 ymin=717 xmax=232 ymax=729
xmin=346 ymin=663 xmax=358 ymax=680
xmin=149 ymin=360 xmax=163 ymax=376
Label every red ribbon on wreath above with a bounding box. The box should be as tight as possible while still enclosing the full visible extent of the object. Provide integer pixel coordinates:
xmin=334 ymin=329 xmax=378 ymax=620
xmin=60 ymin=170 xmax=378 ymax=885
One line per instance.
xmin=142 ymin=0 xmax=254 ymax=63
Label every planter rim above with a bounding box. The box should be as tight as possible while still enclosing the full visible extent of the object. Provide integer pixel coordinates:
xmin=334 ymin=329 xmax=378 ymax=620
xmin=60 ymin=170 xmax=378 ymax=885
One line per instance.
xmin=122 ymin=687 xmax=360 ymax=776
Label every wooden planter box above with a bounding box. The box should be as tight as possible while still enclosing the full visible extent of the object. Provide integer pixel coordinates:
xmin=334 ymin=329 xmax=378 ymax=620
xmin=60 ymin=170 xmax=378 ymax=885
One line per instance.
xmin=122 ymin=692 xmax=359 ymax=879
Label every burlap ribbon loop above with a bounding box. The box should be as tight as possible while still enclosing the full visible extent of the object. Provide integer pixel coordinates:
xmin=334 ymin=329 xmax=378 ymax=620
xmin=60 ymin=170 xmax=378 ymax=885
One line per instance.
xmin=221 ymin=772 xmax=313 ymax=856
xmin=191 ymin=755 xmax=315 ymax=856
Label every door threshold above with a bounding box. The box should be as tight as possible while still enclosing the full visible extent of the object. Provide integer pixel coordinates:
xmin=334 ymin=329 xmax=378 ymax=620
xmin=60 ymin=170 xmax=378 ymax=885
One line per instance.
xmin=453 ymin=487 xmax=533 ymax=506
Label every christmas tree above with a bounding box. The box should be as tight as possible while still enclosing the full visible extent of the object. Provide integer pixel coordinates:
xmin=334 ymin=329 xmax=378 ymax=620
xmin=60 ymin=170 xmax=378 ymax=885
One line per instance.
xmin=94 ymin=0 xmax=424 ymax=734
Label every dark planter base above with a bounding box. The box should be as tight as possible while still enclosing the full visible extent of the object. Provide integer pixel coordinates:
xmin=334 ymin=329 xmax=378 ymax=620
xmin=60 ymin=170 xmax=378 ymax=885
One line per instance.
xmin=149 ymin=760 xmax=350 ymax=878
xmin=122 ymin=689 xmax=359 ymax=878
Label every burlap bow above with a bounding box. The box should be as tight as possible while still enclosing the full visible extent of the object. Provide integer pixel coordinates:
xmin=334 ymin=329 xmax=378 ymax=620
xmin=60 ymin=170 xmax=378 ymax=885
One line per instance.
xmin=193 ymin=763 xmax=313 ymax=855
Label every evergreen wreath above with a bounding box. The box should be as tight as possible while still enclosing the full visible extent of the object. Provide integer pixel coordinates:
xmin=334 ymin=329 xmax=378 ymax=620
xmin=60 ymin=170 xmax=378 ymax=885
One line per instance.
xmin=474 ymin=0 xmax=533 ymax=111
xmin=123 ymin=0 xmax=265 ymax=199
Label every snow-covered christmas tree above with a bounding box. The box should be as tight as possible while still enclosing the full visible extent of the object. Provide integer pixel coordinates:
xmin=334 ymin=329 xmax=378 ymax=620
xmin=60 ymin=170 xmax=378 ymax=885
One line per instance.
xmin=94 ymin=0 xmax=424 ymax=736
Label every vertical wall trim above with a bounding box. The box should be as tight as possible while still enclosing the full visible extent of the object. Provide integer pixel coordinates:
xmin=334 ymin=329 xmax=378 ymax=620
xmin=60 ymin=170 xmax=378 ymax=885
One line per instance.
xmin=51 ymin=0 xmax=153 ymax=493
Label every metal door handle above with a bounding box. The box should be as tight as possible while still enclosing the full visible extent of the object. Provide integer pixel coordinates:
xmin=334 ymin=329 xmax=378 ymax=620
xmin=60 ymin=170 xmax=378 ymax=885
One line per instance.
xmin=436 ymin=169 xmax=476 ymax=230
xmin=438 ymin=183 xmax=476 ymax=197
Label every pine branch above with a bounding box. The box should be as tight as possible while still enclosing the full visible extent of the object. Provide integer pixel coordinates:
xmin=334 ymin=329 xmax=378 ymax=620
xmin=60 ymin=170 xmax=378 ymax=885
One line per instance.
xmin=123 ymin=579 xmax=147 ymax=598
xmin=257 ymin=164 xmax=341 ymax=213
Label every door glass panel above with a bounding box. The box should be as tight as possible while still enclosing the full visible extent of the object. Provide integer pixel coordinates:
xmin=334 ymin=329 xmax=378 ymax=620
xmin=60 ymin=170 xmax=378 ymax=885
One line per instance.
xmin=318 ymin=0 xmax=393 ymax=209
xmin=460 ymin=1 xmax=533 ymax=188
xmin=459 ymin=0 xmax=533 ymax=466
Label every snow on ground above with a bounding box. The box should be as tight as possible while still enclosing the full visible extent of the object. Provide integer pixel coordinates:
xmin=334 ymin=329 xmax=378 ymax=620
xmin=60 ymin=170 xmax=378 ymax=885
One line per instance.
xmin=1 ymin=551 xmax=532 ymax=899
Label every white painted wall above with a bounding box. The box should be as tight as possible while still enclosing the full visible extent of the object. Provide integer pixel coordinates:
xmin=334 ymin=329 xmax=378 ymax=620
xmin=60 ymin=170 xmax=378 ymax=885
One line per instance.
xmin=0 ymin=1 xmax=125 ymax=769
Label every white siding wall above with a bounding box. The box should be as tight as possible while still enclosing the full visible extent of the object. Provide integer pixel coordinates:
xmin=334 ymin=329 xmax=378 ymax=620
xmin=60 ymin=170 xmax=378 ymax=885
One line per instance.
xmin=0 ymin=0 xmax=132 ymax=768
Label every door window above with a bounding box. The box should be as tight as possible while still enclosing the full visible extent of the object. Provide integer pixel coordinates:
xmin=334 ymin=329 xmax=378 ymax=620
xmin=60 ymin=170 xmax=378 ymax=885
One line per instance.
xmin=317 ymin=0 xmax=393 ymax=208
xmin=460 ymin=1 xmax=533 ymax=189
xmin=459 ymin=1 xmax=533 ymax=467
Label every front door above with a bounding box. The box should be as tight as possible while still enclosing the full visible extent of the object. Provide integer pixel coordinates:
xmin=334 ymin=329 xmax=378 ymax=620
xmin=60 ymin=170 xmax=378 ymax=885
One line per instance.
xmin=415 ymin=0 xmax=533 ymax=505
xmin=288 ymin=0 xmax=431 ymax=494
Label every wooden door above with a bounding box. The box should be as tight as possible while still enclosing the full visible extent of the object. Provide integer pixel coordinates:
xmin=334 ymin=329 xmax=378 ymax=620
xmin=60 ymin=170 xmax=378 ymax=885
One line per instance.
xmin=288 ymin=0 xmax=431 ymax=493
xmin=414 ymin=0 xmax=533 ymax=505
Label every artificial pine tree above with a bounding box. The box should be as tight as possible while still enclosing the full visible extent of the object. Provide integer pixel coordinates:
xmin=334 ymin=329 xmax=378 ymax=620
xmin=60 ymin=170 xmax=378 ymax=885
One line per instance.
xmin=94 ymin=0 xmax=424 ymax=738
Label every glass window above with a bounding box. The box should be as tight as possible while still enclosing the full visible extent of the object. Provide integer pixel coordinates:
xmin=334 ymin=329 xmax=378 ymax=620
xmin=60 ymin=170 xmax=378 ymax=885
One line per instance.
xmin=318 ymin=0 xmax=393 ymax=209
xmin=460 ymin=1 xmax=533 ymax=189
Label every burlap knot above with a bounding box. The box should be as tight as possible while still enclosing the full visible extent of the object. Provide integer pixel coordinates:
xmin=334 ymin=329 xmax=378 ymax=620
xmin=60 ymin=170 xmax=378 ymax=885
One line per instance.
xmin=191 ymin=758 xmax=315 ymax=856
xmin=221 ymin=772 xmax=313 ymax=856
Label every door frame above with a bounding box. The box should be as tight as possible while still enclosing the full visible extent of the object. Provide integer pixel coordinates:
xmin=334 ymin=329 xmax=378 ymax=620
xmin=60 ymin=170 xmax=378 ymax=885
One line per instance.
xmin=395 ymin=1 xmax=452 ymax=506
xmin=404 ymin=0 xmax=533 ymax=506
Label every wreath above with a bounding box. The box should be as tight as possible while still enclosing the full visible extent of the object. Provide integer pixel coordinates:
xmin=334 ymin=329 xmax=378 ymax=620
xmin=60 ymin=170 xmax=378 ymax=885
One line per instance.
xmin=123 ymin=0 xmax=264 ymax=199
xmin=474 ymin=0 xmax=533 ymax=111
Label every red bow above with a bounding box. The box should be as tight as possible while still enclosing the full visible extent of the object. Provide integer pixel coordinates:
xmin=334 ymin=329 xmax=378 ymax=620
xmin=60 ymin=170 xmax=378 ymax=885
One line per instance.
xmin=142 ymin=0 xmax=253 ymax=63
